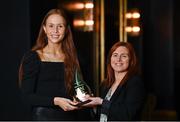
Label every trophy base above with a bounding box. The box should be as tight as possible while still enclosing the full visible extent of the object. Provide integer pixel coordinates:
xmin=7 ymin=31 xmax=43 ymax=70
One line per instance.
xmin=74 ymin=99 xmax=92 ymax=107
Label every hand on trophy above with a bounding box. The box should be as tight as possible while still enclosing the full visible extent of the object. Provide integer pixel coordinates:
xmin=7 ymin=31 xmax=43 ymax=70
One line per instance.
xmin=81 ymin=95 xmax=103 ymax=107
xmin=54 ymin=97 xmax=79 ymax=111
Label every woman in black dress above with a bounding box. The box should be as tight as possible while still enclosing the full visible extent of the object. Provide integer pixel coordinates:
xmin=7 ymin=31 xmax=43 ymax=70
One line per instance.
xmin=19 ymin=8 xmax=84 ymax=120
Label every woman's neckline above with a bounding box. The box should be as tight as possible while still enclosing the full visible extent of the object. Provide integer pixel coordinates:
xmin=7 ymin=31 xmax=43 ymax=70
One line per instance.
xmin=33 ymin=50 xmax=64 ymax=63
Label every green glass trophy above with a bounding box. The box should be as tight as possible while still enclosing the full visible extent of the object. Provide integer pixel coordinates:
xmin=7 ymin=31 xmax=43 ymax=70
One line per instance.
xmin=73 ymin=69 xmax=92 ymax=106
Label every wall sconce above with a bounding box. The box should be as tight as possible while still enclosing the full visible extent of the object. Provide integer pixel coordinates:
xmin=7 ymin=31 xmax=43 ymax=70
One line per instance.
xmin=66 ymin=2 xmax=94 ymax=10
xmin=126 ymin=12 xmax=140 ymax=19
xmin=63 ymin=1 xmax=94 ymax=32
xmin=125 ymin=9 xmax=141 ymax=36
xmin=125 ymin=26 xmax=140 ymax=32
xmin=73 ymin=20 xmax=94 ymax=26
xmin=85 ymin=2 xmax=94 ymax=9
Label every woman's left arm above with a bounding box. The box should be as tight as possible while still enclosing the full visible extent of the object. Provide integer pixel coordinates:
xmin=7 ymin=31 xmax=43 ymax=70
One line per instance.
xmin=109 ymin=76 xmax=146 ymax=120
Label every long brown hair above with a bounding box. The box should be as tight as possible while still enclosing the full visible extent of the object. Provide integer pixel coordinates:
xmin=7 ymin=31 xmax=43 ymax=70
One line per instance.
xmin=19 ymin=8 xmax=80 ymax=95
xmin=102 ymin=41 xmax=140 ymax=88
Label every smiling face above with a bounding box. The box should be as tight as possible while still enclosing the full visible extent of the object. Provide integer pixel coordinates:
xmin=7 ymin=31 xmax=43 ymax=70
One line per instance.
xmin=43 ymin=14 xmax=66 ymax=44
xmin=111 ymin=46 xmax=130 ymax=73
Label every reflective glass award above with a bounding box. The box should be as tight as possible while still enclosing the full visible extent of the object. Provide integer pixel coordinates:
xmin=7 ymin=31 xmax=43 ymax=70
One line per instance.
xmin=73 ymin=69 xmax=92 ymax=106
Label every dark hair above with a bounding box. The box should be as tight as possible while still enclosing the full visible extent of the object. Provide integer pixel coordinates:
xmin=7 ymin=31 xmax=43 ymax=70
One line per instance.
xmin=19 ymin=8 xmax=80 ymax=95
xmin=102 ymin=41 xmax=140 ymax=88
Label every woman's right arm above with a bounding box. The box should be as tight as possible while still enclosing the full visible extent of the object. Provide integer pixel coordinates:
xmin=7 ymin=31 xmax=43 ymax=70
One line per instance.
xmin=54 ymin=97 xmax=78 ymax=111
xmin=20 ymin=51 xmax=55 ymax=107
